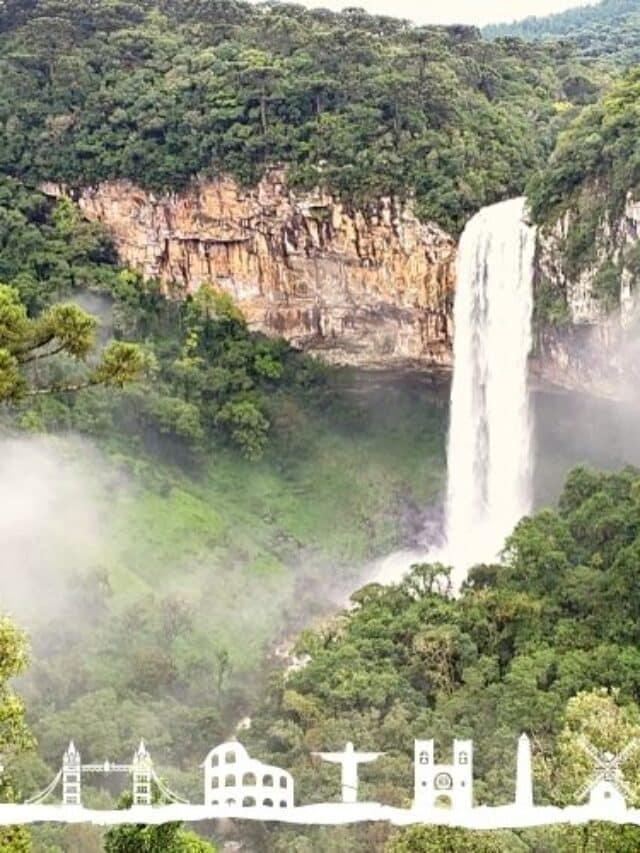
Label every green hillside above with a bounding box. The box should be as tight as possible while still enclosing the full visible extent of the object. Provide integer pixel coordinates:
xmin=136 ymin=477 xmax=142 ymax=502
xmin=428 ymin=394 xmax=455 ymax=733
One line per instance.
xmin=0 ymin=175 xmax=448 ymax=850
xmin=485 ymin=0 xmax=640 ymax=66
xmin=244 ymin=467 xmax=640 ymax=851
xmin=0 ymin=0 xmax=606 ymax=232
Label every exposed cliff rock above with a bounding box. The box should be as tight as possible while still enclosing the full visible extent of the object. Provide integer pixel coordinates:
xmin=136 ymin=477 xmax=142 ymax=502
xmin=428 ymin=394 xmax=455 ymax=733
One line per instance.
xmin=41 ymin=171 xmax=456 ymax=370
xmin=532 ymin=192 xmax=640 ymax=398
xmin=536 ymin=194 xmax=640 ymax=324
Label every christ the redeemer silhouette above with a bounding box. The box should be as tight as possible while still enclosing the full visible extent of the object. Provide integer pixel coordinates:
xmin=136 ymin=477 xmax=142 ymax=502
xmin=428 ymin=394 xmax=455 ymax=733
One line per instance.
xmin=314 ymin=741 xmax=384 ymax=803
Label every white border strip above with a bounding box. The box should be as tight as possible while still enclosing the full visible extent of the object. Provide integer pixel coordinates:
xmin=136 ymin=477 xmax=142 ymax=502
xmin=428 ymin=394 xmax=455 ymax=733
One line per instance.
xmin=1 ymin=802 xmax=638 ymax=827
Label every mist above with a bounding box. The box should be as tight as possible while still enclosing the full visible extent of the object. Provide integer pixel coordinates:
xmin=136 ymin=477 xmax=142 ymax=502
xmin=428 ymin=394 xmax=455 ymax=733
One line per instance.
xmin=532 ymin=307 xmax=640 ymax=506
xmin=0 ymin=435 xmax=117 ymax=628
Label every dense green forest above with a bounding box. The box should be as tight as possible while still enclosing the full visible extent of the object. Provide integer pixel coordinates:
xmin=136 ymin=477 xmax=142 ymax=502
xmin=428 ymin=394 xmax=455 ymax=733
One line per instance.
xmin=530 ymin=64 xmax=640 ymax=223
xmin=529 ymin=63 xmax=640 ymax=220
xmin=0 ymin=0 xmax=606 ymax=232
xmin=240 ymin=467 xmax=640 ymax=851
xmin=486 ymin=0 xmax=640 ymax=266
xmin=2 ymin=0 xmax=640 ymax=851
xmin=485 ymin=0 xmax=640 ymax=67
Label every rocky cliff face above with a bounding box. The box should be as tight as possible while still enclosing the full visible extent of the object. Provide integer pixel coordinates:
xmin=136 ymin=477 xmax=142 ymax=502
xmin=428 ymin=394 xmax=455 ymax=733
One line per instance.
xmin=536 ymin=194 xmax=640 ymax=325
xmin=42 ymin=171 xmax=456 ymax=370
xmin=532 ymin=193 xmax=640 ymax=398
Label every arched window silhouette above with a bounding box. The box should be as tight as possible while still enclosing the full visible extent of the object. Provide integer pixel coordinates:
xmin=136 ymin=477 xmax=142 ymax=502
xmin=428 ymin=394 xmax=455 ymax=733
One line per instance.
xmin=243 ymin=772 xmax=256 ymax=786
xmin=263 ymin=798 xmax=274 ymax=807
xmin=263 ymin=774 xmax=274 ymax=786
xmin=225 ymin=750 xmax=237 ymax=764
xmin=210 ymin=754 xmax=219 ymax=767
xmin=224 ymin=774 xmax=236 ymax=787
xmin=279 ymin=776 xmax=288 ymax=788
xmin=419 ymin=751 xmax=430 ymax=765
xmin=435 ymin=794 xmax=452 ymax=810
xmin=458 ymin=751 xmax=469 ymax=765
xmin=242 ymin=796 xmax=256 ymax=807
xmin=279 ymin=800 xmax=287 ymax=808
xmin=225 ymin=798 xmax=236 ymax=806
xmin=211 ymin=777 xmax=219 ymax=789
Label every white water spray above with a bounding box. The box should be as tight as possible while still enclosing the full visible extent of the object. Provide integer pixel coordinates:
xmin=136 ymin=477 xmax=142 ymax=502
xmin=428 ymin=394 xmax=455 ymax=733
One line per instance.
xmin=445 ymin=197 xmax=536 ymax=583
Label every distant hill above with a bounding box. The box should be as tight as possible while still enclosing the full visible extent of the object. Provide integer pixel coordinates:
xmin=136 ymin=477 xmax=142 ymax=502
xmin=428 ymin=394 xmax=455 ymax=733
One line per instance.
xmin=484 ymin=0 xmax=640 ymax=66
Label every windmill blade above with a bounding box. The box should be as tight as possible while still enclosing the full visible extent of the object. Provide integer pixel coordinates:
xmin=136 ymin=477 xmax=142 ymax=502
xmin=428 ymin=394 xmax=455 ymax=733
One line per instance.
xmin=575 ymin=770 xmax=605 ymax=802
xmin=578 ymin=737 xmax=605 ymax=768
xmin=575 ymin=781 xmax=594 ymax=802
xmin=615 ymin=739 xmax=640 ymax=767
xmin=616 ymin=777 xmax=635 ymax=802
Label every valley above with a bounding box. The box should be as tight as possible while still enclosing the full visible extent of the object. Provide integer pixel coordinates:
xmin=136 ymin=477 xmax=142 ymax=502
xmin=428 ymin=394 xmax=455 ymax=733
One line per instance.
xmin=3 ymin=0 xmax=640 ymax=850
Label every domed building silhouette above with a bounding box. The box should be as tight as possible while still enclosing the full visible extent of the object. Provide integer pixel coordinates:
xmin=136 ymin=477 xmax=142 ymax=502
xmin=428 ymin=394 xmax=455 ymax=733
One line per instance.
xmin=202 ymin=742 xmax=294 ymax=809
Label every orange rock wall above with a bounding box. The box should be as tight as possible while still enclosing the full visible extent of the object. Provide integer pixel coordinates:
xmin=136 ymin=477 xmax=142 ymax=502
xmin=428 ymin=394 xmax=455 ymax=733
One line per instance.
xmin=42 ymin=170 xmax=456 ymax=368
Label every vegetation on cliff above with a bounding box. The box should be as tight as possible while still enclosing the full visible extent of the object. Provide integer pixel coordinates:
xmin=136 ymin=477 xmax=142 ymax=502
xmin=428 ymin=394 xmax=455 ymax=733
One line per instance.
xmin=0 ymin=175 xmax=328 ymax=459
xmin=0 ymin=0 xmax=605 ymax=233
xmin=529 ymin=68 xmax=640 ymax=226
xmin=527 ymin=66 xmax=640 ymax=317
xmin=483 ymin=0 xmax=640 ymax=319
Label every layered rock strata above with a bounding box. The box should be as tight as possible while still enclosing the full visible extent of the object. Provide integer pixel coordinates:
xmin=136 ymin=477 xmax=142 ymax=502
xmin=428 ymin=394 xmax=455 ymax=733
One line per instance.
xmin=42 ymin=171 xmax=456 ymax=369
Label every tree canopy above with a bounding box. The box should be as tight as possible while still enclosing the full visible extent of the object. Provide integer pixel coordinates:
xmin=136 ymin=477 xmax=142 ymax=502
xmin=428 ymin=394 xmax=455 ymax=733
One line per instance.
xmin=242 ymin=466 xmax=640 ymax=850
xmin=528 ymin=67 xmax=640 ymax=224
xmin=0 ymin=617 xmax=33 ymax=852
xmin=0 ymin=283 xmax=144 ymax=401
xmin=485 ymin=0 xmax=640 ymax=68
xmin=0 ymin=0 xmax=607 ymax=233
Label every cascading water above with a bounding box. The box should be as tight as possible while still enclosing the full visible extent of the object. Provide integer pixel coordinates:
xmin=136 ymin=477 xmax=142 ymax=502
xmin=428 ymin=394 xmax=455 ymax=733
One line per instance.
xmin=366 ymin=197 xmax=536 ymax=591
xmin=445 ymin=197 xmax=537 ymax=584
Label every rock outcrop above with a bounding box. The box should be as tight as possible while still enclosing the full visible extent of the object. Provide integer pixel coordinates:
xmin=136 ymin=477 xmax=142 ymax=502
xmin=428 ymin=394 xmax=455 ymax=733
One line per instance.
xmin=532 ymin=193 xmax=640 ymax=399
xmin=41 ymin=171 xmax=456 ymax=369
xmin=536 ymin=194 xmax=640 ymax=326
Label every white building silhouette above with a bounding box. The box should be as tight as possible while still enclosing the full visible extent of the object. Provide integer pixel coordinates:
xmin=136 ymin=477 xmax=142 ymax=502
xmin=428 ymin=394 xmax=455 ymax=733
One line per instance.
xmin=575 ymin=739 xmax=640 ymax=812
xmin=62 ymin=742 xmax=81 ymax=806
xmin=588 ymin=778 xmax=627 ymax=811
xmin=515 ymin=733 xmax=533 ymax=808
xmin=414 ymin=739 xmax=473 ymax=811
xmin=202 ymin=742 xmax=294 ymax=809
xmin=313 ymin=742 xmax=383 ymax=803
xmin=9 ymin=731 xmax=640 ymax=830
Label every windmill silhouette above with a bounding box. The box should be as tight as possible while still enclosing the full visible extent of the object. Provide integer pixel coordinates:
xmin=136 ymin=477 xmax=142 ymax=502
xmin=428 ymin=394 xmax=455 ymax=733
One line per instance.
xmin=574 ymin=736 xmax=639 ymax=806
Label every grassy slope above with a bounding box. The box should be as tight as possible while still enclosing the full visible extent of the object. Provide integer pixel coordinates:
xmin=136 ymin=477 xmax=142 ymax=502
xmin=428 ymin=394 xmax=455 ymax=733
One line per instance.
xmin=17 ymin=372 xmax=447 ymax=811
xmin=102 ymin=375 xmax=447 ymax=668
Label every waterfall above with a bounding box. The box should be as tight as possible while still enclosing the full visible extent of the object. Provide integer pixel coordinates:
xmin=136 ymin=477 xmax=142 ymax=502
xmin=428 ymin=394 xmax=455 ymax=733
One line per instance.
xmin=445 ymin=197 xmax=536 ymax=583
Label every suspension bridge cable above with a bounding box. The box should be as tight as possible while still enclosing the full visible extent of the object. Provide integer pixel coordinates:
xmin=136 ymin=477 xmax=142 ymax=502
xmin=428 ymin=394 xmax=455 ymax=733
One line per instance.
xmin=151 ymin=769 xmax=190 ymax=804
xmin=24 ymin=770 xmax=63 ymax=805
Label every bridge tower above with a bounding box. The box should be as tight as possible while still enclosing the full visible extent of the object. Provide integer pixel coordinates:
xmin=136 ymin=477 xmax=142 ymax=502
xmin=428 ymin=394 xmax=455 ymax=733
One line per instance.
xmin=62 ymin=741 xmax=82 ymax=806
xmin=132 ymin=740 xmax=153 ymax=805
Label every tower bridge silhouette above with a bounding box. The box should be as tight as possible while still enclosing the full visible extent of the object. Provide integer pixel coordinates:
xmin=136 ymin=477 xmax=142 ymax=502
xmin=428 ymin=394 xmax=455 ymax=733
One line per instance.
xmin=25 ymin=740 xmax=188 ymax=807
